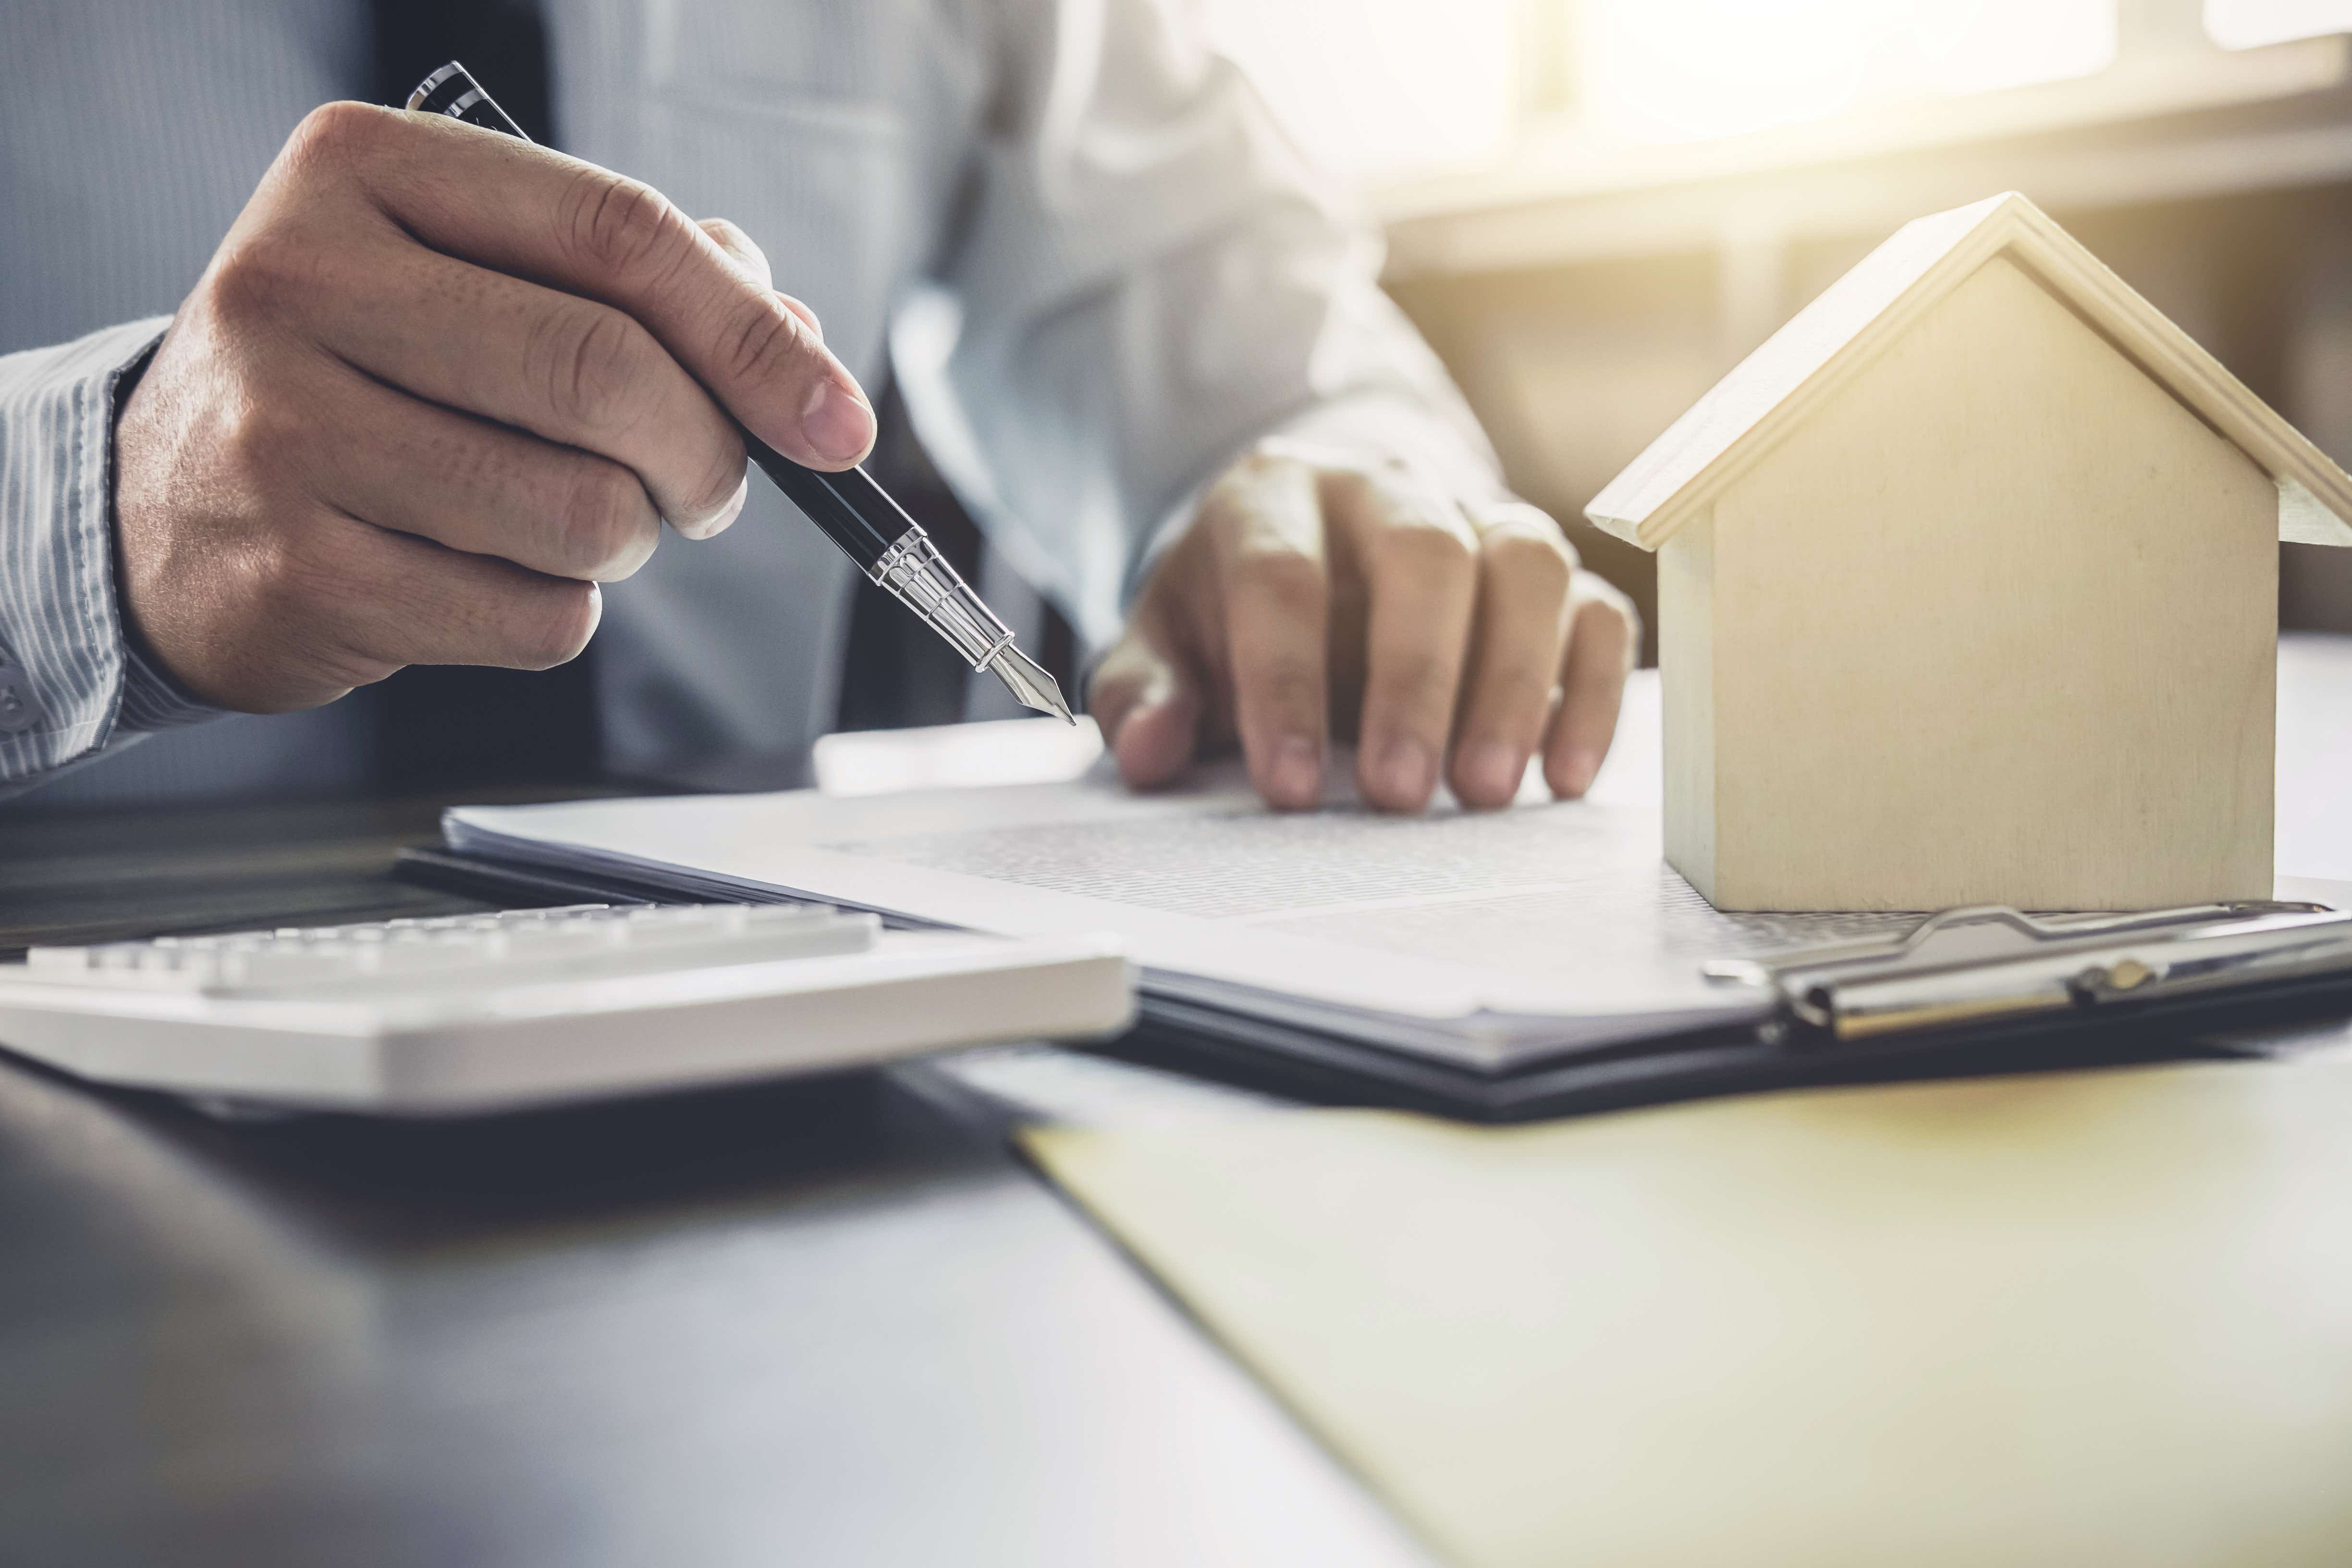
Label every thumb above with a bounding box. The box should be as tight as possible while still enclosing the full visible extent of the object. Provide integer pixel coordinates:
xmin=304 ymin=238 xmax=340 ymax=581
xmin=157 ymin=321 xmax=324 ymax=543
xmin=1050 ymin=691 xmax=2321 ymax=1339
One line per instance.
xmin=1089 ymin=614 xmax=1204 ymax=789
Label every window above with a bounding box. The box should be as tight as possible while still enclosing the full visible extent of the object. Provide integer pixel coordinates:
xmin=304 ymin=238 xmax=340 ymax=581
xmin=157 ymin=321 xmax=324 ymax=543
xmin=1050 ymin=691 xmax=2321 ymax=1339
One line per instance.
xmin=2205 ymin=0 xmax=2352 ymax=49
xmin=1576 ymin=0 xmax=2119 ymax=145
xmin=1201 ymin=0 xmax=1518 ymax=183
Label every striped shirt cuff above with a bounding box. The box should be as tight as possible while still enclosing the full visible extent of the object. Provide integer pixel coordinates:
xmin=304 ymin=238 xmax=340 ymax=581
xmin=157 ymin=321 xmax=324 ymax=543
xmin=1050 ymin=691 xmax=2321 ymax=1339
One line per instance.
xmin=0 ymin=317 xmax=180 ymax=789
xmin=118 ymin=636 xmax=224 ymax=732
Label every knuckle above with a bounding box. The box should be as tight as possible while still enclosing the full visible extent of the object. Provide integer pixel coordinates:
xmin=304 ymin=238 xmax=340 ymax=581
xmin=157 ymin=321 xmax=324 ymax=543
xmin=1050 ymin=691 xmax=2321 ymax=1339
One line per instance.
xmin=559 ymin=169 xmax=687 ymax=282
xmin=1204 ymin=449 xmax=1311 ymax=525
xmin=717 ymin=296 xmax=813 ymax=391
xmin=554 ymin=464 xmax=656 ymax=579
xmin=511 ymin=583 xmax=600 ymax=669
xmin=284 ymin=100 xmax=384 ymax=174
xmin=702 ymin=218 xmax=771 ymax=285
xmin=1482 ymin=525 xmax=1574 ymax=596
xmin=1232 ymin=445 xmax=1311 ymax=485
xmin=533 ymin=305 xmax=647 ymax=433
xmin=1373 ymin=515 xmax=1474 ymax=576
xmin=205 ymin=246 xmax=270 ymax=324
xmin=685 ymin=451 xmax=746 ymax=524
xmin=207 ymin=232 xmax=318 ymax=325
xmin=773 ymin=293 xmax=823 ymax=341
xmin=1575 ymin=578 xmax=1642 ymax=665
xmin=1589 ymin=573 xmax=1639 ymax=621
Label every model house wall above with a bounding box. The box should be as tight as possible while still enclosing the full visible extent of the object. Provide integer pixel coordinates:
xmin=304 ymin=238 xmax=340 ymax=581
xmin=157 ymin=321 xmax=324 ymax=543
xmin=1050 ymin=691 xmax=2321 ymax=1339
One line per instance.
xmin=1664 ymin=255 xmax=2277 ymax=910
xmin=1593 ymin=195 xmax=2352 ymax=912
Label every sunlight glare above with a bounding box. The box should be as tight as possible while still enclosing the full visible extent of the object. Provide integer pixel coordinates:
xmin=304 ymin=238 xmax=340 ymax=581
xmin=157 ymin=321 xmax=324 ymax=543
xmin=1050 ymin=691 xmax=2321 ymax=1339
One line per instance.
xmin=1580 ymin=0 xmax=2119 ymax=145
xmin=1916 ymin=0 xmax=2118 ymax=95
xmin=814 ymin=718 xmax=1103 ymax=797
xmin=1201 ymin=0 xmax=1517 ymax=182
xmin=2205 ymin=0 xmax=2352 ymax=49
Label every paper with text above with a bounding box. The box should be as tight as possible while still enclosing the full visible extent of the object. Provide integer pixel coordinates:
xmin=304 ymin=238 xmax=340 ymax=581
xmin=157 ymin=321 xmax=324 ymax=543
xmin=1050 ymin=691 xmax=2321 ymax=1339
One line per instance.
xmin=447 ymin=676 xmax=1927 ymax=1068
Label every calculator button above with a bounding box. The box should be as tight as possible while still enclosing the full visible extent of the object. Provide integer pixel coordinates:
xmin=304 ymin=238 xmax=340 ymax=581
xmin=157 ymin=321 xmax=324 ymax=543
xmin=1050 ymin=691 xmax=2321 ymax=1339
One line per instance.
xmin=20 ymin=904 xmax=879 ymax=997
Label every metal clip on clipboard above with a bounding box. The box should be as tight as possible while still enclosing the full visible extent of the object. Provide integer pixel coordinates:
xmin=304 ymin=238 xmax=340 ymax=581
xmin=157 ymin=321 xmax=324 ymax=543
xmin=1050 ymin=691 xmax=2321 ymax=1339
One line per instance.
xmin=1706 ymin=902 xmax=2352 ymax=1050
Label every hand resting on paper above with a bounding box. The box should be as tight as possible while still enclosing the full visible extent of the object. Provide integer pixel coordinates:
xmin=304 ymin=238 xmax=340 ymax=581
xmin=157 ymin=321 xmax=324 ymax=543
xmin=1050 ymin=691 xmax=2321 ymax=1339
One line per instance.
xmin=113 ymin=101 xmax=876 ymax=713
xmin=1090 ymin=445 xmax=1639 ymax=815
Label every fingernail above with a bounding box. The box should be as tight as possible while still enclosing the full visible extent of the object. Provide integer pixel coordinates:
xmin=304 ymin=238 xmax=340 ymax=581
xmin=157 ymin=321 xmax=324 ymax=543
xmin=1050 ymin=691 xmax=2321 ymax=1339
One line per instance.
xmin=1459 ymin=740 xmax=1523 ymax=805
xmin=1560 ymin=746 xmax=1605 ymax=798
xmin=1268 ymin=735 xmax=1322 ymax=807
xmin=801 ymin=377 xmax=874 ymax=464
xmin=1374 ymin=736 xmax=1436 ymax=807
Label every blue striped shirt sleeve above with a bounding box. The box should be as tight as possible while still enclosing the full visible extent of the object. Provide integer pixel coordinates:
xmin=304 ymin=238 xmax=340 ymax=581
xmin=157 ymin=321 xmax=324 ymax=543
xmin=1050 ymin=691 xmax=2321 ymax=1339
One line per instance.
xmin=0 ymin=316 xmax=224 ymax=798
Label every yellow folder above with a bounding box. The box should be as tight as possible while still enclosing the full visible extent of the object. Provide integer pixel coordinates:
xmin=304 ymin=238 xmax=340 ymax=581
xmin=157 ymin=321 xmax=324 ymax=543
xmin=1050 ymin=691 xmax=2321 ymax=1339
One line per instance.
xmin=1025 ymin=1059 xmax=2352 ymax=1567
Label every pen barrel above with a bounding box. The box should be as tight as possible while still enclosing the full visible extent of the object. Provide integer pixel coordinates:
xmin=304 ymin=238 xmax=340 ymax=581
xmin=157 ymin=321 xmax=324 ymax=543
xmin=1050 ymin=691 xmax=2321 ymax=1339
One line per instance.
xmin=741 ymin=441 xmax=910 ymax=575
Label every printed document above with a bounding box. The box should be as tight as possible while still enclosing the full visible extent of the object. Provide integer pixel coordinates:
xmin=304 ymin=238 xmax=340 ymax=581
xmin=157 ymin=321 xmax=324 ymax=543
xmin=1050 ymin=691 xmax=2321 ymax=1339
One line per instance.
xmin=447 ymin=677 xmax=1922 ymax=1069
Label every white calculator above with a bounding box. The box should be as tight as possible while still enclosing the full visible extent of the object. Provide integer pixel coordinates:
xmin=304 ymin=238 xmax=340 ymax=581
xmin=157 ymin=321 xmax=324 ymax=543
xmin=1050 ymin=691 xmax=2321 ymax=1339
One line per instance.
xmin=0 ymin=904 xmax=1133 ymax=1115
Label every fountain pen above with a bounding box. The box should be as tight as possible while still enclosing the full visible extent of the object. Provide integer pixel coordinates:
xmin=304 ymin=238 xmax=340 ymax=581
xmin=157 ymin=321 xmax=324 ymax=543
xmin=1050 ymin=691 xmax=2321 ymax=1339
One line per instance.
xmin=404 ymin=61 xmax=1073 ymax=723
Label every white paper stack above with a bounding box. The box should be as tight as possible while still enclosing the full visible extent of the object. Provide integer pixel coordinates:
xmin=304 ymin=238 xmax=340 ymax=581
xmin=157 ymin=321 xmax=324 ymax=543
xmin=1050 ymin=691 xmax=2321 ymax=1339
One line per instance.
xmin=445 ymin=675 xmax=1926 ymax=1075
xmin=446 ymin=656 xmax=2352 ymax=1081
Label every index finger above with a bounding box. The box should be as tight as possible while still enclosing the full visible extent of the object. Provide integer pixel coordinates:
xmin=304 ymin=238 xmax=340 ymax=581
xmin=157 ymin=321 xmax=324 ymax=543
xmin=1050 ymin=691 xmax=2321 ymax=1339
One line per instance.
xmin=307 ymin=102 xmax=874 ymax=470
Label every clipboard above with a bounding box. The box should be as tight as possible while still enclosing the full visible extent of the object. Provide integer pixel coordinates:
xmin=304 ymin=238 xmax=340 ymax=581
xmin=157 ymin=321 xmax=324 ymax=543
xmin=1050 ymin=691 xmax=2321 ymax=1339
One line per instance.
xmin=1113 ymin=901 xmax=2352 ymax=1119
xmin=400 ymin=847 xmax=2352 ymax=1121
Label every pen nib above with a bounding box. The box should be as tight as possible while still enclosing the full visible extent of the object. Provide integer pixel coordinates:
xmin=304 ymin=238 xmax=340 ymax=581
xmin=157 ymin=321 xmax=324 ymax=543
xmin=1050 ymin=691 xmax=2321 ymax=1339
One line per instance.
xmin=987 ymin=644 xmax=1075 ymax=724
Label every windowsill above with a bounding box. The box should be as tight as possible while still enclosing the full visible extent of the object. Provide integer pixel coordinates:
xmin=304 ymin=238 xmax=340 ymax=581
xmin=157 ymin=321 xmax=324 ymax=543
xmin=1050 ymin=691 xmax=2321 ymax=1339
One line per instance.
xmin=1374 ymin=34 xmax=2352 ymax=277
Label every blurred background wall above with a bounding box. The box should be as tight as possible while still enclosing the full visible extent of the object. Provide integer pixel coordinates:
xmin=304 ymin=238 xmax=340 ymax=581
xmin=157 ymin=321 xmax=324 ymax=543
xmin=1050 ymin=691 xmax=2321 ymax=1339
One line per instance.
xmin=1197 ymin=0 xmax=2352 ymax=661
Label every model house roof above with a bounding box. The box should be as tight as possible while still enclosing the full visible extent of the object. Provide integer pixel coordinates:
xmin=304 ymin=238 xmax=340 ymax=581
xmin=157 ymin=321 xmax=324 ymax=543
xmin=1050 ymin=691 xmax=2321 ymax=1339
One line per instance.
xmin=1585 ymin=192 xmax=2352 ymax=551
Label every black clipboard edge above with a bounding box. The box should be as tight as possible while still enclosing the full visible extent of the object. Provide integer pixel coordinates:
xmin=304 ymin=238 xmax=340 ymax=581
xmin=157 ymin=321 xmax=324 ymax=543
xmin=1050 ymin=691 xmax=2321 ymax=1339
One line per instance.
xmin=396 ymin=847 xmax=2342 ymax=1123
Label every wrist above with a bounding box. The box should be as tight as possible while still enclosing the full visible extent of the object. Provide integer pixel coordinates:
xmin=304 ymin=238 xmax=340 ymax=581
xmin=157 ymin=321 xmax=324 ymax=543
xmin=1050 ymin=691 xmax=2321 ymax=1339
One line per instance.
xmin=107 ymin=324 xmax=223 ymax=733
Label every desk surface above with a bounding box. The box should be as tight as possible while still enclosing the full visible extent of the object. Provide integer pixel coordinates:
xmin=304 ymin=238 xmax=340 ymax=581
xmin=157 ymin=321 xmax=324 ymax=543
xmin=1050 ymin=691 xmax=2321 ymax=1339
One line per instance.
xmin=0 ymin=801 xmax=1425 ymax=1566
xmin=9 ymin=639 xmax=2352 ymax=1566
xmin=0 ymin=1031 xmax=1422 ymax=1566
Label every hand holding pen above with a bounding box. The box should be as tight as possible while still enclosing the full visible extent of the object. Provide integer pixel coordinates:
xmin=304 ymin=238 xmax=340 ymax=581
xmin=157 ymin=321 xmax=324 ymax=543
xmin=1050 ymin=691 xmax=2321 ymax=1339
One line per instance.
xmin=111 ymin=60 xmax=1625 ymax=807
xmin=114 ymin=72 xmax=1066 ymax=723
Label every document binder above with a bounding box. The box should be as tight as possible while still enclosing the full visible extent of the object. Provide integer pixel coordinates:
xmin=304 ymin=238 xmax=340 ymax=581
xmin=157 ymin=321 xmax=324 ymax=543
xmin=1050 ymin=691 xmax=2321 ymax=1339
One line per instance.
xmin=405 ymin=844 xmax=2352 ymax=1123
xmin=1706 ymin=902 xmax=2352 ymax=1046
xmin=1089 ymin=901 xmax=2352 ymax=1120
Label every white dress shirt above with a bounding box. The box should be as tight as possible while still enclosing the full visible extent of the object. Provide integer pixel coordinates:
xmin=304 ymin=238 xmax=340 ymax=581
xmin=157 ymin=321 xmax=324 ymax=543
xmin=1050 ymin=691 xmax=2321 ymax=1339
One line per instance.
xmin=0 ymin=0 xmax=1498 ymax=806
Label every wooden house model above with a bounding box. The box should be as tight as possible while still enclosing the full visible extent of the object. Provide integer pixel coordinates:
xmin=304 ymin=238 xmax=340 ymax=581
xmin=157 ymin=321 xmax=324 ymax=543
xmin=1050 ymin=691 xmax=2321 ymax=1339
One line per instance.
xmin=1587 ymin=193 xmax=2352 ymax=913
